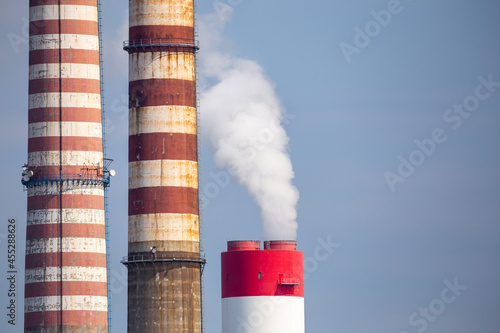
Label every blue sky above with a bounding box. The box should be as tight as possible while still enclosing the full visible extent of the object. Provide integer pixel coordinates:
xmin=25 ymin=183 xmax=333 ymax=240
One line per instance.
xmin=1 ymin=0 xmax=500 ymax=332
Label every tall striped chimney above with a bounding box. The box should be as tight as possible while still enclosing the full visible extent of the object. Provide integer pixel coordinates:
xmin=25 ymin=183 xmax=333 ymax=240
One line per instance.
xmin=23 ymin=0 xmax=109 ymax=332
xmin=123 ymin=0 xmax=204 ymax=332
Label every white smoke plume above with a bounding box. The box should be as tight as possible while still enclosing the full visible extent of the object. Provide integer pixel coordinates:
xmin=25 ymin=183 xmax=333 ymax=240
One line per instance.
xmin=199 ymin=4 xmax=299 ymax=240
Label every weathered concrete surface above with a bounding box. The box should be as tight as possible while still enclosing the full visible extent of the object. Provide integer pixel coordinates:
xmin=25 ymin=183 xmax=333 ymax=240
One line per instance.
xmin=127 ymin=0 xmax=202 ymax=331
xmin=128 ymin=262 xmax=202 ymax=333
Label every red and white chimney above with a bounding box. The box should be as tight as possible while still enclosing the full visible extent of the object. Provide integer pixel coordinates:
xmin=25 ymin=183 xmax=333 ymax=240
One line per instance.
xmin=221 ymin=240 xmax=305 ymax=333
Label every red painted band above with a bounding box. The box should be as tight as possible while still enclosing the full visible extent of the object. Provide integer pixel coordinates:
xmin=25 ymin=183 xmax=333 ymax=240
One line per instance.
xmin=30 ymin=20 xmax=98 ymax=36
xmin=25 ymin=252 xmax=107 ymax=269
xmin=129 ymin=132 xmax=197 ymax=162
xmin=129 ymin=186 xmax=199 ymax=216
xmin=25 ymin=310 xmax=107 ymax=328
xmin=27 ymin=223 xmax=106 ymax=239
xmin=28 ymin=194 xmax=104 ymax=211
xmin=28 ymin=136 xmax=103 ymax=153
xmin=129 ymin=25 xmax=194 ymax=42
xmin=221 ymin=250 xmax=304 ymax=298
xmin=29 ymin=78 xmax=101 ymax=94
xmin=30 ymin=0 xmax=97 ymax=6
xmin=27 ymin=165 xmax=104 ymax=179
xmin=129 ymin=79 xmax=196 ymax=108
xmin=25 ymin=281 xmax=107 ymax=298
xmin=30 ymin=49 xmax=100 ymax=66
xmin=29 ymin=108 xmax=101 ymax=123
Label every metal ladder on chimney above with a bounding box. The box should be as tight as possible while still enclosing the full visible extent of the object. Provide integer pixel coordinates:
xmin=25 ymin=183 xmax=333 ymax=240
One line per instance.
xmin=97 ymin=1 xmax=113 ymax=331
xmin=194 ymin=1 xmax=206 ymax=332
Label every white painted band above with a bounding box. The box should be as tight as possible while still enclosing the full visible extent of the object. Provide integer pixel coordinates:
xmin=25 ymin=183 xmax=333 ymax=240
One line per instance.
xmin=129 ymin=106 xmax=196 ymax=135
xmin=25 ymin=266 xmax=107 ymax=284
xmin=28 ymin=209 xmax=105 ymax=226
xmin=30 ymin=5 xmax=98 ymax=22
xmin=25 ymin=237 xmax=107 ymax=255
xmin=130 ymin=1 xmax=193 ymax=28
xmin=29 ymin=63 xmax=101 ymax=80
xmin=128 ymin=213 xmax=199 ymax=242
xmin=129 ymin=52 xmax=195 ymax=81
xmin=30 ymin=34 xmax=100 ymax=51
xmin=25 ymin=295 xmax=108 ymax=313
xmin=129 ymin=160 xmax=198 ymax=189
xmin=27 ymin=184 xmax=105 ymax=197
xmin=29 ymin=121 xmax=102 ymax=139
xmin=222 ymin=296 xmax=305 ymax=333
xmin=28 ymin=151 xmax=103 ymax=167
xmin=29 ymin=92 xmax=101 ymax=109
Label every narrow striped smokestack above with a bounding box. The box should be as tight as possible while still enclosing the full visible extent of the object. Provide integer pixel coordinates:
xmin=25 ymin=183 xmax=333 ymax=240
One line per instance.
xmin=123 ymin=0 xmax=204 ymax=332
xmin=23 ymin=0 xmax=109 ymax=331
xmin=222 ymin=240 xmax=305 ymax=333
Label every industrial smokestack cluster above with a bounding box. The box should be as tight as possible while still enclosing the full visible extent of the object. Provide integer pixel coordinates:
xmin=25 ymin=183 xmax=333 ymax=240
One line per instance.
xmin=22 ymin=1 xmax=302 ymax=332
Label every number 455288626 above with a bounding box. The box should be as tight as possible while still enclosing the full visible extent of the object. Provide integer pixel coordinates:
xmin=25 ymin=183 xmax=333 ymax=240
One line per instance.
xmin=7 ymin=218 xmax=16 ymax=270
